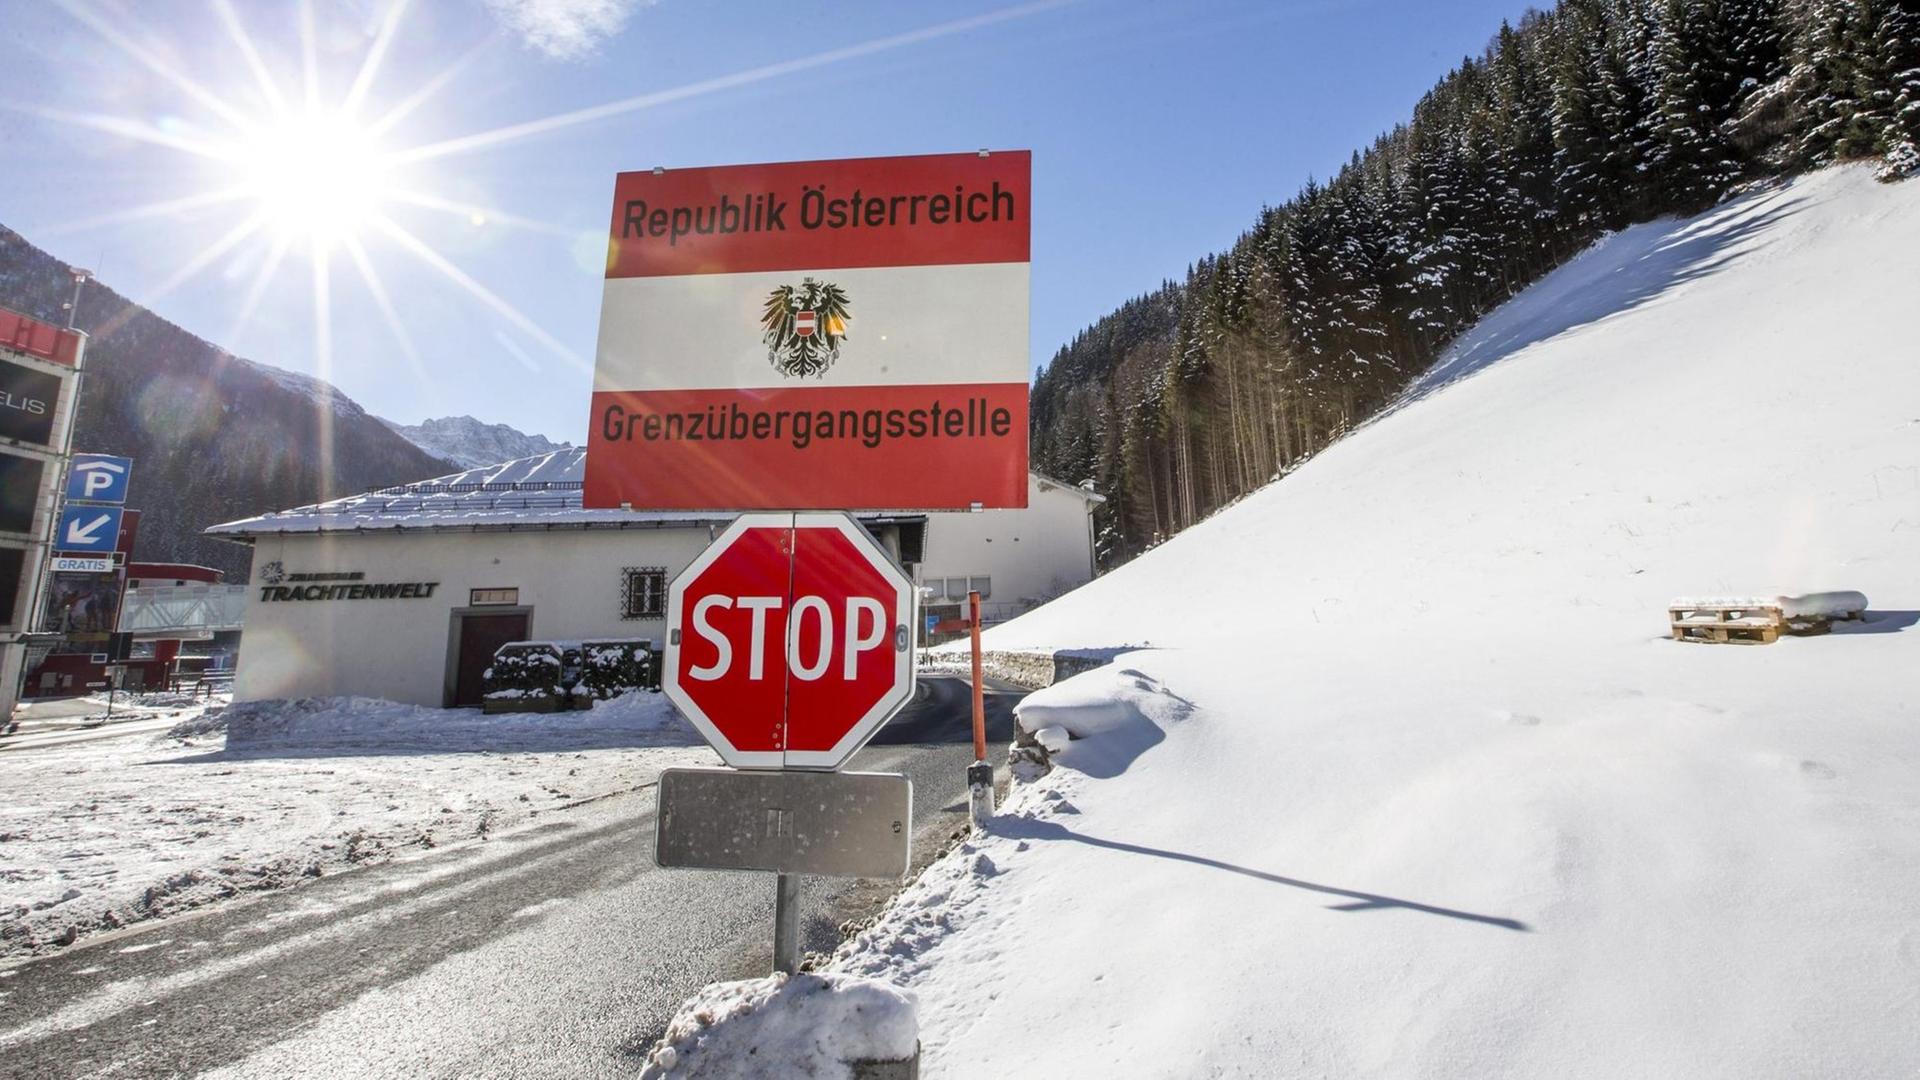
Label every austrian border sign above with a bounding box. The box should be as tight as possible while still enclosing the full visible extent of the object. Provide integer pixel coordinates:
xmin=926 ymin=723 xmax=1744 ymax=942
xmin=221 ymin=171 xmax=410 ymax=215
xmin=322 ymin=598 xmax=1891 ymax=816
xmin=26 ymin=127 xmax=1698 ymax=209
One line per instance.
xmin=663 ymin=512 xmax=916 ymax=771
xmin=584 ymin=151 xmax=1031 ymax=511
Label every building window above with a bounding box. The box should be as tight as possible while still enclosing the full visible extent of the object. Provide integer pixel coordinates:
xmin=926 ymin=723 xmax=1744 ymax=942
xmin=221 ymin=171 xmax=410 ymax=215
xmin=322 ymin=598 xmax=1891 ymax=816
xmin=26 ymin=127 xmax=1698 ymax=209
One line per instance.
xmin=969 ymin=576 xmax=992 ymax=600
xmin=622 ymin=567 xmax=666 ymax=619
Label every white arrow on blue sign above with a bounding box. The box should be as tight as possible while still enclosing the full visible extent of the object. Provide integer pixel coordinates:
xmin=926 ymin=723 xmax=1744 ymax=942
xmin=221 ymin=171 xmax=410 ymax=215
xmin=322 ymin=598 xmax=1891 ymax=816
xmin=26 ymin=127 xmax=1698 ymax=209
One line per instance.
xmin=57 ymin=505 xmax=123 ymax=554
xmin=66 ymin=454 xmax=133 ymax=504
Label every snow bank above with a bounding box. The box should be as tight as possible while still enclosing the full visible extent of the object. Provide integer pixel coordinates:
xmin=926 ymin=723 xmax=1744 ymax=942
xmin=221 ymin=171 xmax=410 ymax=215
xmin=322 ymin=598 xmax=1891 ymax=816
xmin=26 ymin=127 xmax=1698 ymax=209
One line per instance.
xmin=1012 ymin=665 xmax=1193 ymax=778
xmin=210 ymin=691 xmax=693 ymax=753
xmin=1 ymin=694 xmax=713 ymax=957
xmin=639 ymin=973 xmax=917 ymax=1080
xmin=833 ymin=166 xmax=1920 ymax=1078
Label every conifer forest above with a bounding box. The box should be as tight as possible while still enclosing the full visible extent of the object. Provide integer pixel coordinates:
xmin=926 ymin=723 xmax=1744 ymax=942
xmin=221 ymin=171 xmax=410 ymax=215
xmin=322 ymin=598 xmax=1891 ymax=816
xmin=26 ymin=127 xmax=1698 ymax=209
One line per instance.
xmin=1029 ymin=0 xmax=1919 ymax=565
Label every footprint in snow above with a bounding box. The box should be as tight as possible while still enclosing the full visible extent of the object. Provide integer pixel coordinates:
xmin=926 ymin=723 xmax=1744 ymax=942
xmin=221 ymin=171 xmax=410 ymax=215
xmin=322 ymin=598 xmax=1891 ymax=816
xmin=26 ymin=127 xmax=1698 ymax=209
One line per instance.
xmin=1799 ymin=760 xmax=1837 ymax=780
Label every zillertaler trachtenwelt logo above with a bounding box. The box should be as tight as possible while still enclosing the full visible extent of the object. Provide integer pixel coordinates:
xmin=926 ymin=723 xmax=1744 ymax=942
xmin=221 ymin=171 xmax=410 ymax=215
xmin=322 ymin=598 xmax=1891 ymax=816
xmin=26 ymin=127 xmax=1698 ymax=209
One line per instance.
xmin=586 ymin=151 xmax=1032 ymax=511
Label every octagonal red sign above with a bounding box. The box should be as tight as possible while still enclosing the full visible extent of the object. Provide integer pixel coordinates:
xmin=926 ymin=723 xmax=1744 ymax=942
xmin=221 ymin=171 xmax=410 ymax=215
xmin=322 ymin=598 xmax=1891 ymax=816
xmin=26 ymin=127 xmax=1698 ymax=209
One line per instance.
xmin=663 ymin=512 xmax=917 ymax=770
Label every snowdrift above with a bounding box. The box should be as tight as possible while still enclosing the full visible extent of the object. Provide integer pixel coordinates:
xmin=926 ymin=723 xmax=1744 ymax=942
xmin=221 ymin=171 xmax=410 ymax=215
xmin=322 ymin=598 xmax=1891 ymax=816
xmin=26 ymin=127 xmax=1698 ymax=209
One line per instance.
xmin=835 ymin=166 xmax=1920 ymax=1078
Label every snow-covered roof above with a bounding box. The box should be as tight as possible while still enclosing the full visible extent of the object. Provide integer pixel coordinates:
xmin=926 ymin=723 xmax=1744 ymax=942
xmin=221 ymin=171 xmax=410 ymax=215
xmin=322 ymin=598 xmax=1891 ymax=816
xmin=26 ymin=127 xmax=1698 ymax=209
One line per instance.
xmin=204 ymin=448 xmax=726 ymax=539
xmin=206 ymin=447 xmax=1094 ymax=539
xmin=1031 ymin=471 xmax=1107 ymax=504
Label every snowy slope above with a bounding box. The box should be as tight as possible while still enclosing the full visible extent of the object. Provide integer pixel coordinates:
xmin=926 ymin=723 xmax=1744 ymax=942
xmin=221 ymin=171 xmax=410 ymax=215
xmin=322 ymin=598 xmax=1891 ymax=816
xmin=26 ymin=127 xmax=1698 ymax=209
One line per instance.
xmin=379 ymin=414 xmax=571 ymax=470
xmin=984 ymin=167 xmax=1918 ymax=654
xmin=838 ymin=166 xmax=1920 ymax=1078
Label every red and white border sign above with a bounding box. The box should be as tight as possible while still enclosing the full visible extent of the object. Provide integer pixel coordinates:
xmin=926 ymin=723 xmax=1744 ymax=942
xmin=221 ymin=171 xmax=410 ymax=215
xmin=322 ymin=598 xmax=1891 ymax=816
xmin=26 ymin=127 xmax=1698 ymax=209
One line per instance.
xmin=584 ymin=151 xmax=1030 ymax=511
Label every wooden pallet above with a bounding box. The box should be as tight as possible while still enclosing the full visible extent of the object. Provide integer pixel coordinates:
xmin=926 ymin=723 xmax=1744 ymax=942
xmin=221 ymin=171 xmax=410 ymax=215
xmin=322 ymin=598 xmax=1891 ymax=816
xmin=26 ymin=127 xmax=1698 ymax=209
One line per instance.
xmin=1669 ymin=602 xmax=1783 ymax=645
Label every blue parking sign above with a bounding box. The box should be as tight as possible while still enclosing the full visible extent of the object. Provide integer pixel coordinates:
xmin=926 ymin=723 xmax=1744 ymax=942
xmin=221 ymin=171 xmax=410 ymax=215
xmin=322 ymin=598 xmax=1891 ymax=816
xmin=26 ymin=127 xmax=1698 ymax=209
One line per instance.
xmin=66 ymin=454 xmax=133 ymax=504
xmin=57 ymin=505 xmax=123 ymax=554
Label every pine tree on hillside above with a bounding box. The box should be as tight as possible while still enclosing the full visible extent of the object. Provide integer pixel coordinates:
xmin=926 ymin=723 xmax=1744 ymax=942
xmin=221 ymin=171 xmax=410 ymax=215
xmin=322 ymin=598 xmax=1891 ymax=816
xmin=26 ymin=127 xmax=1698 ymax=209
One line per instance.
xmin=1866 ymin=0 xmax=1920 ymax=174
xmin=1552 ymin=2 xmax=1619 ymax=229
xmin=1790 ymin=0 xmax=1870 ymax=163
xmin=1648 ymin=0 xmax=1742 ymax=209
xmin=1724 ymin=0 xmax=1787 ymax=95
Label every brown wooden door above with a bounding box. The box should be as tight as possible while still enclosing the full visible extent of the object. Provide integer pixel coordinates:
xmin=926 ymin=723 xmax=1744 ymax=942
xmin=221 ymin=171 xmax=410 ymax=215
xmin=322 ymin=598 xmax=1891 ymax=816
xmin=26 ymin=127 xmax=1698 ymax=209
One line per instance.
xmin=453 ymin=613 xmax=529 ymax=707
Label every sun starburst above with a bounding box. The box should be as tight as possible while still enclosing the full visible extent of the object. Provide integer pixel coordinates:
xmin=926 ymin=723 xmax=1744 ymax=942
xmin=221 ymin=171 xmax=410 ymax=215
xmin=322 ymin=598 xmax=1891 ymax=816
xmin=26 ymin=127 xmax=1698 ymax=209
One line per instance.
xmin=24 ymin=0 xmax=1074 ymax=434
xmin=231 ymin=110 xmax=396 ymax=247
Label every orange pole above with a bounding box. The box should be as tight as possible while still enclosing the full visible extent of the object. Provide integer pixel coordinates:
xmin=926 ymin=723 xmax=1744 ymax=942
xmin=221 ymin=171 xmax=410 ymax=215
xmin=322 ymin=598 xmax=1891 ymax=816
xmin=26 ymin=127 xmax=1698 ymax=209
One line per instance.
xmin=969 ymin=590 xmax=987 ymax=762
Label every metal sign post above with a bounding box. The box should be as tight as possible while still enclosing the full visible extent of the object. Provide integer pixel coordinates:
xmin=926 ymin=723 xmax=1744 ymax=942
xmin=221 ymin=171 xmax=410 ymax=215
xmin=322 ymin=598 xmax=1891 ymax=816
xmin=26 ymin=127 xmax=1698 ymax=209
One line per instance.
xmin=773 ymin=874 xmax=803 ymax=974
xmin=653 ymin=766 xmax=912 ymax=973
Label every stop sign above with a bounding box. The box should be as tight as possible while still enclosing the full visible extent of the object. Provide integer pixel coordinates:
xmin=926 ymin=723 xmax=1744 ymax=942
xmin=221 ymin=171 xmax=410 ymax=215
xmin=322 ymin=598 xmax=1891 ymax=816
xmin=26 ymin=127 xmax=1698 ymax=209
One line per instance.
xmin=664 ymin=512 xmax=917 ymax=770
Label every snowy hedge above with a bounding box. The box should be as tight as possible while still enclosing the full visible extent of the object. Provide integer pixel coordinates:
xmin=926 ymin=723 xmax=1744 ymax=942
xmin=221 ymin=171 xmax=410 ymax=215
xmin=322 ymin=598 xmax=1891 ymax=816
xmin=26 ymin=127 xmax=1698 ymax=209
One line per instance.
xmin=573 ymin=639 xmax=653 ymax=701
xmin=483 ymin=642 xmax=566 ymax=704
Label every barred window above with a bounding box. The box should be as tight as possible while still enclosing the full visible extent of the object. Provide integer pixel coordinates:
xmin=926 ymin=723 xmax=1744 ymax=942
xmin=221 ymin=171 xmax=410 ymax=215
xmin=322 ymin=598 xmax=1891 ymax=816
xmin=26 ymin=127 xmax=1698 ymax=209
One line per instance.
xmin=622 ymin=567 xmax=666 ymax=619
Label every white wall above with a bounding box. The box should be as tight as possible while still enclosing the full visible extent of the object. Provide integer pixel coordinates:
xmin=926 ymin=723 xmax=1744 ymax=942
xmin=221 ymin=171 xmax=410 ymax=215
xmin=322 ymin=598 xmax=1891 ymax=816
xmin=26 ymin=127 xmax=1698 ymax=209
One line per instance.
xmin=231 ymin=479 xmax=1100 ymax=705
xmin=234 ymin=526 xmax=716 ymax=707
xmin=917 ymin=474 xmax=1098 ymax=622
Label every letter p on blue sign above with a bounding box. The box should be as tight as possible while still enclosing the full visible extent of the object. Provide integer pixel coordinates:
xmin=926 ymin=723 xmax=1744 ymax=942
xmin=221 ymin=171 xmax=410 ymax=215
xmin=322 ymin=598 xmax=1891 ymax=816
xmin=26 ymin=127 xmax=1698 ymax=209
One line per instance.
xmin=66 ymin=454 xmax=132 ymax=504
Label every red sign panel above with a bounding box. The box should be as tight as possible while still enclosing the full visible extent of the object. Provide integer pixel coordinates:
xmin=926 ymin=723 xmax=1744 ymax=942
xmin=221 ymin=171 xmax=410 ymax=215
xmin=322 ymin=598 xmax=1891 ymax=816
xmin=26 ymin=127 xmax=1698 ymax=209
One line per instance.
xmin=0 ymin=306 xmax=82 ymax=367
xmin=663 ymin=513 xmax=916 ymax=770
xmin=602 ymin=151 xmax=1029 ymax=278
xmin=584 ymin=151 xmax=1030 ymax=511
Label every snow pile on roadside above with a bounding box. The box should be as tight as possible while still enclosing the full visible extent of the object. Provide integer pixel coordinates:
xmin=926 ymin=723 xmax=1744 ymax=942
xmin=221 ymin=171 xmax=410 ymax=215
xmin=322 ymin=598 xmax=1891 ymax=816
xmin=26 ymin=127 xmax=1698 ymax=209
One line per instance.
xmin=1012 ymin=665 xmax=1192 ymax=775
xmin=113 ymin=690 xmax=210 ymax=710
xmin=1 ymin=693 xmax=714 ymax=958
xmin=832 ymin=165 xmax=1920 ymax=1077
xmin=639 ymin=973 xmax=918 ymax=1080
xmin=207 ymin=691 xmax=694 ymax=753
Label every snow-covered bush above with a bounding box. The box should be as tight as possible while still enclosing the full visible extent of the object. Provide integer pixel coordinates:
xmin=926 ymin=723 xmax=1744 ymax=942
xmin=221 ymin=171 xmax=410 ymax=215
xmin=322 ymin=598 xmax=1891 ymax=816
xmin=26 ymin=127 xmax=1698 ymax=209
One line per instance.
xmin=573 ymin=639 xmax=653 ymax=702
xmin=1878 ymin=141 xmax=1919 ymax=183
xmin=483 ymin=642 xmax=566 ymax=710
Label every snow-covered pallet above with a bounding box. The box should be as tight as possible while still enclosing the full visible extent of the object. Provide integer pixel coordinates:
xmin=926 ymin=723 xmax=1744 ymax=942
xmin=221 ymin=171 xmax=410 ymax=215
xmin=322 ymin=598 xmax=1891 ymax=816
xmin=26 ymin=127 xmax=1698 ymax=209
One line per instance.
xmin=1668 ymin=600 xmax=1783 ymax=645
xmin=1668 ymin=591 xmax=1869 ymax=644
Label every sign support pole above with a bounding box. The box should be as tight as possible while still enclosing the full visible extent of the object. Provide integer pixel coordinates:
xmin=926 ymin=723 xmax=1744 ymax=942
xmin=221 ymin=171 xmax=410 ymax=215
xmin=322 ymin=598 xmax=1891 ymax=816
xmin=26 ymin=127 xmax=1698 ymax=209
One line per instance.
xmin=967 ymin=590 xmax=995 ymax=824
xmin=772 ymin=872 xmax=802 ymax=974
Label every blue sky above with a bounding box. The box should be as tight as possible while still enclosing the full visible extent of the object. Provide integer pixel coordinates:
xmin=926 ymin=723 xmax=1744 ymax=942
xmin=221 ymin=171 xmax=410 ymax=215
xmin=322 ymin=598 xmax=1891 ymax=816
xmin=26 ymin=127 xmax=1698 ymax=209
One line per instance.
xmin=2 ymin=0 xmax=1530 ymax=444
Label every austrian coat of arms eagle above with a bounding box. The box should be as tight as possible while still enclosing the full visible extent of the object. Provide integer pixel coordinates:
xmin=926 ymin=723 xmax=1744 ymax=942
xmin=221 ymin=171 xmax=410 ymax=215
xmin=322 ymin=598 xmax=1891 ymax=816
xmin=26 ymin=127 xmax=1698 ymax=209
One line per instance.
xmin=760 ymin=277 xmax=851 ymax=378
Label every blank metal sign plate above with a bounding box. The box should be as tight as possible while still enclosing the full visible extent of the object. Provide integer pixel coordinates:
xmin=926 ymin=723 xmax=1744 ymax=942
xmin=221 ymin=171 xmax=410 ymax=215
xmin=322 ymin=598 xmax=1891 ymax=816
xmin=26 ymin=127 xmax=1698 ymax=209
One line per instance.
xmin=653 ymin=767 xmax=911 ymax=879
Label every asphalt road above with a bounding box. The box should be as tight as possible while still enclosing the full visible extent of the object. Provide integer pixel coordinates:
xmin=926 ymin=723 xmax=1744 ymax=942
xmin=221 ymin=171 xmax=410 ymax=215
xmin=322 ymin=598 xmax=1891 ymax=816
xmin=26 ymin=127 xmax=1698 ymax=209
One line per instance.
xmin=0 ymin=674 xmax=1023 ymax=1079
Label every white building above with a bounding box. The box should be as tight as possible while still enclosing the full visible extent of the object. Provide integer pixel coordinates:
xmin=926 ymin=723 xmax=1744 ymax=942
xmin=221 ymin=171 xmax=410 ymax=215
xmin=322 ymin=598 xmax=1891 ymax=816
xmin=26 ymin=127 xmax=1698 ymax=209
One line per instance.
xmin=207 ymin=449 xmax=1101 ymax=707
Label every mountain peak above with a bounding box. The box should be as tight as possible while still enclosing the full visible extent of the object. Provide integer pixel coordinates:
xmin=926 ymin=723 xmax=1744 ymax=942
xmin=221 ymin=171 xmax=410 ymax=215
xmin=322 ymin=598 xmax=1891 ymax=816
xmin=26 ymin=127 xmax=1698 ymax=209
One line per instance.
xmin=379 ymin=415 xmax=573 ymax=470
